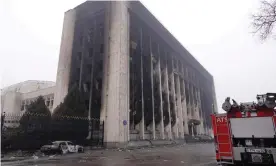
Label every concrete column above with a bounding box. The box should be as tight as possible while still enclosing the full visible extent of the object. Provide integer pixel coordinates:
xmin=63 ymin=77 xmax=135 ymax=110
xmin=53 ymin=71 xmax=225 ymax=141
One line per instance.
xmin=164 ymin=53 xmax=172 ymax=140
xmin=198 ymin=89 xmax=204 ymax=135
xmin=170 ymin=58 xmax=178 ymax=139
xmin=53 ymin=9 xmax=76 ymax=109
xmin=201 ymin=89 xmax=208 ymax=135
xmin=195 ymin=88 xmax=200 ymax=120
xmin=190 ymin=84 xmax=195 ymax=118
xmin=205 ymin=125 xmax=208 ymax=135
xmin=186 ymin=82 xmax=191 ymax=119
xmin=184 ymin=67 xmax=190 ymax=120
xmin=176 ymin=73 xmax=184 ymax=139
xmin=78 ymin=28 xmax=86 ymax=90
xmin=211 ymin=79 xmax=218 ymax=113
xmin=100 ymin=10 xmax=110 ymax=122
xmin=181 ymin=66 xmax=189 ymax=135
xmin=157 ymin=44 xmax=165 ymax=139
xmin=149 ymin=36 xmax=156 ymax=140
xmin=87 ymin=20 xmax=97 ymax=140
xmin=103 ymin=1 xmax=130 ymax=147
xmin=139 ymin=27 xmax=145 ymax=140
xmin=191 ymin=123 xmax=194 ymax=137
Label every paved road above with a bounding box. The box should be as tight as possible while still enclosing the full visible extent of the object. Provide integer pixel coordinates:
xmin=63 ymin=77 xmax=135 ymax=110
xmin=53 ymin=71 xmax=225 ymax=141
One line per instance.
xmin=2 ymin=143 xmax=217 ymax=166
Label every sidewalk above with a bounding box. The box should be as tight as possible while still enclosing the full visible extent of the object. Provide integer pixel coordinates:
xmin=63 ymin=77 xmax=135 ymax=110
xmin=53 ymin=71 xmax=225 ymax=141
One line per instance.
xmin=1 ymin=143 xmax=216 ymax=166
xmin=1 ymin=139 xmax=213 ymax=163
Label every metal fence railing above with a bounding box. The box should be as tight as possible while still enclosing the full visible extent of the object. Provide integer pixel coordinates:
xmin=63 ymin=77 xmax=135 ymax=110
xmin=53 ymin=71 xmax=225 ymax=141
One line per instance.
xmin=1 ymin=112 xmax=104 ymax=152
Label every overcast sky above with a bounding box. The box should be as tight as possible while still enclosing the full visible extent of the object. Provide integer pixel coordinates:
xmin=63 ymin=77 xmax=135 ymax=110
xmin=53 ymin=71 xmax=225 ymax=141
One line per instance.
xmin=0 ymin=0 xmax=275 ymax=112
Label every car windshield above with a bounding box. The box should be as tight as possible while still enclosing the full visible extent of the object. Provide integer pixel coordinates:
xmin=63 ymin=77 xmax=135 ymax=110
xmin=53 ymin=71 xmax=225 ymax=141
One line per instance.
xmin=51 ymin=142 xmax=60 ymax=146
xmin=67 ymin=142 xmax=73 ymax=145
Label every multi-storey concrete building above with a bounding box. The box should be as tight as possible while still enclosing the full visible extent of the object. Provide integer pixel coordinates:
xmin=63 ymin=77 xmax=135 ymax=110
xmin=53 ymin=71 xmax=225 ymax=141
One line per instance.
xmin=1 ymin=80 xmax=55 ymax=127
xmin=53 ymin=1 xmax=217 ymax=147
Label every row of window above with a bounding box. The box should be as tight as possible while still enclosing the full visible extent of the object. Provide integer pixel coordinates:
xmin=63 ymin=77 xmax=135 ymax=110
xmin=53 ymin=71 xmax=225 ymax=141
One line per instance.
xmin=21 ymin=96 xmax=54 ymax=111
xmin=77 ymin=44 xmax=104 ymax=61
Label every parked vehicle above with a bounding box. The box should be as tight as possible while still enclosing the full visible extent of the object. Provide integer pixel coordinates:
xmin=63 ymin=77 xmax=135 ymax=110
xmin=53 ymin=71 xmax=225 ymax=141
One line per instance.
xmin=211 ymin=93 xmax=276 ymax=165
xmin=40 ymin=141 xmax=84 ymax=154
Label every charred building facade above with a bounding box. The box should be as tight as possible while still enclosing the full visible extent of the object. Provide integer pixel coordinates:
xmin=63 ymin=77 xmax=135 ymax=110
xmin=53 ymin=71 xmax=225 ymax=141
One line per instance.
xmin=54 ymin=1 xmax=218 ymax=146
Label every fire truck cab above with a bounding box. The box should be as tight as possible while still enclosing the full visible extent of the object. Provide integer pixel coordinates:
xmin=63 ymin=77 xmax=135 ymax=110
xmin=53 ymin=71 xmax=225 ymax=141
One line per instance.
xmin=211 ymin=93 xmax=276 ymax=165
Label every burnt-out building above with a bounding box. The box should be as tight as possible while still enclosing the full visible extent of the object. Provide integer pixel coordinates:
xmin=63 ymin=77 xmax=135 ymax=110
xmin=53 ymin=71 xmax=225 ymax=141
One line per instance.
xmin=53 ymin=1 xmax=218 ymax=147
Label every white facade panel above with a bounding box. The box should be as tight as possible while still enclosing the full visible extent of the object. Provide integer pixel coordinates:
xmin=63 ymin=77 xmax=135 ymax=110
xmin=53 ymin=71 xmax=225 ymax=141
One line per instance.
xmin=230 ymin=117 xmax=275 ymax=138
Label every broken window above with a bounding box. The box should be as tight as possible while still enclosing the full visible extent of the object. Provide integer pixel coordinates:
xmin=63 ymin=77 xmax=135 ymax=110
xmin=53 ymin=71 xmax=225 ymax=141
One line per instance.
xmin=86 ymin=82 xmax=91 ymax=92
xmin=46 ymin=100 xmax=50 ymax=107
xmin=83 ymin=83 xmax=89 ymax=92
xmin=85 ymin=100 xmax=89 ymax=110
xmin=99 ymin=23 xmax=104 ymax=37
xmin=79 ymin=36 xmax=83 ymax=46
xmin=100 ymin=44 xmax=104 ymax=53
xmin=88 ymin=28 xmax=94 ymax=41
xmin=89 ymin=48 xmax=93 ymax=57
xmin=50 ymin=99 xmax=53 ymax=107
xmin=76 ymin=68 xmax=80 ymax=75
xmin=87 ymin=64 xmax=92 ymax=74
xmin=21 ymin=103 xmax=24 ymax=111
xmin=78 ymin=52 xmax=82 ymax=60
xmin=131 ymin=41 xmax=137 ymax=49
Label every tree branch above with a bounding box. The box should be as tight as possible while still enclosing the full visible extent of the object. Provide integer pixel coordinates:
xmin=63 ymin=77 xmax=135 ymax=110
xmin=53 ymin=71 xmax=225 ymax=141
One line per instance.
xmin=252 ymin=0 xmax=276 ymax=40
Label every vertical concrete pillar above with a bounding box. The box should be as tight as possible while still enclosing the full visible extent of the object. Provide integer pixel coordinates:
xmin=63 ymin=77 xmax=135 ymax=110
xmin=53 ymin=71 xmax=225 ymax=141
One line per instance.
xmin=211 ymin=79 xmax=218 ymax=113
xmin=149 ymin=36 xmax=156 ymax=140
xmin=186 ymin=81 xmax=191 ymax=119
xmin=157 ymin=44 xmax=165 ymax=139
xmin=126 ymin=8 xmax=130 ymax=142
xmin=190 ymin=84 xmax=195 ymax=118
xmin=201 ymin=89 xmax=206 ymax=135
xmin=78 ymin=27 xmax=87 ymax=90
xmin=185 ymin=67 xmax=190 ymax=121
xmin=103 ymin=1 xmax=130 ymax=147
xmin=164 ymin=53 xmax=172 ymax=140
xmin=176 ymin=70 xmax=184 ymax=139
xmin=181 ymin=66 xmax=189 ymax=135
xmin=195 ymin=88 xmax=200 ymax=120
xmin=100 ymin=10 xmax=109 ymax=122
xmin=139 ymin=27 xmax=145 ymax=140
xmin=191 ymin=123 xmax=194 ymax=137
xmin=87 ymin=20 xmax=97 ymax=139
xmin=170 ymin=58 xmax=178 ymax=139
xmin=53 ymin=9 xmax=76 ymax=109
xmin=198 ymin=89 xmax=204 ymax=135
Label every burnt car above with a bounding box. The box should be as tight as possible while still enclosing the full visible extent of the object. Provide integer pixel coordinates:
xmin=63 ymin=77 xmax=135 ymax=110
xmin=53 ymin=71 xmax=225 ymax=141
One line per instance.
xmin=40 ymin=141 xmax=84 ymax=154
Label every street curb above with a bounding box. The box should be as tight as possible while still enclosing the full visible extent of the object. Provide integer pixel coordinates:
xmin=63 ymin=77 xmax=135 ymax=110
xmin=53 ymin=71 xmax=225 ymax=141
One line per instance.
xmin=127 ymin=140 xmax=151 ymax=148
xmin=1 ymin=153 xmax=85 ymax=163
xmin=1 ymin=157 xmax=30 ymax=163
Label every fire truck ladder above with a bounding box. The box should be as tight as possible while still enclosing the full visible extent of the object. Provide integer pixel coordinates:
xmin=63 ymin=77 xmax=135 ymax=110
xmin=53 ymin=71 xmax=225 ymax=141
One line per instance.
xmin=215 ymin=117 xmax=234 ymax=165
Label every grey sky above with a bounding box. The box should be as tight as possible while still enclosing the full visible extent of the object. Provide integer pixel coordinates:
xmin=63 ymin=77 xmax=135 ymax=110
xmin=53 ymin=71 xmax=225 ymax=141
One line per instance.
xmin=0 ymin=0 xmax=275 ymax=112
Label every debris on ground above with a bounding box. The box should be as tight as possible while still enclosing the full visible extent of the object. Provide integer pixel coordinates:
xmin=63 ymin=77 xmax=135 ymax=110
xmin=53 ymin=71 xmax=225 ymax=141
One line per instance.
xmin=49 ymin=155 xmax=55 ymax=158
xmin=16 ymin=150 xmax=23 ymax=156
xmin=78 ymin=159 xmax=86 ymax=163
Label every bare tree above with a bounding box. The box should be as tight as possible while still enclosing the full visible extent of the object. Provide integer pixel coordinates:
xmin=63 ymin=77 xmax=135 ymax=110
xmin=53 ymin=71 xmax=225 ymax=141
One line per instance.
xmin=252 ymin=0 xmax=276 ymax=40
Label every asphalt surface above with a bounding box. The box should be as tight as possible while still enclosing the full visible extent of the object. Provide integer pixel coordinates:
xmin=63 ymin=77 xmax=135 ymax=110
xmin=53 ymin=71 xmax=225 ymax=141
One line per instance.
xmin=2 ymin=143 xmax=217 ymax=166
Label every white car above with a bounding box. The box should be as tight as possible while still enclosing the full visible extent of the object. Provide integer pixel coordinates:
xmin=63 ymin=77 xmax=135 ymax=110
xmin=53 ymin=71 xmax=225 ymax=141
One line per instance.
xmin=41 ymin=141 xmax=84 ymax=154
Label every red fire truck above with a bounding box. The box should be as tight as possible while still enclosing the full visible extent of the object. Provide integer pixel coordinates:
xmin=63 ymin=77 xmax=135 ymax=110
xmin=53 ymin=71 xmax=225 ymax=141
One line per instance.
xmin=211 ymin=93 xmax=276 ymax=165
